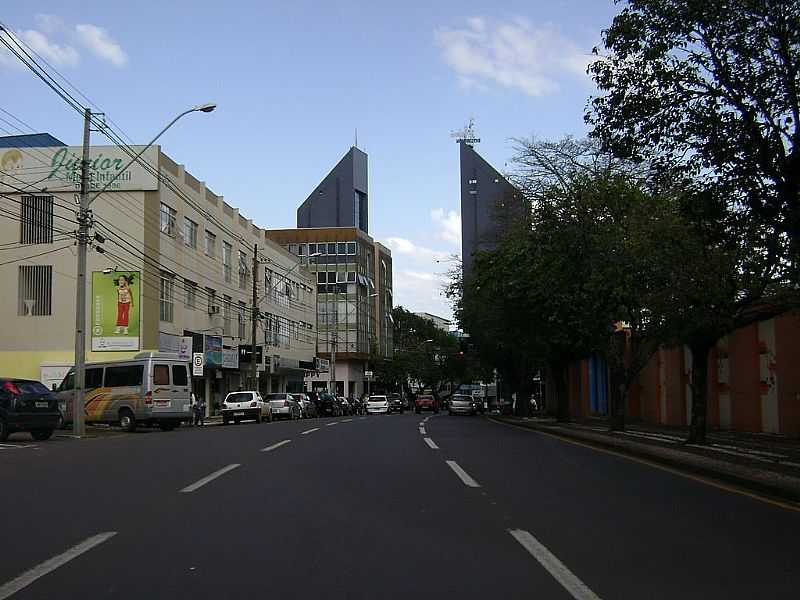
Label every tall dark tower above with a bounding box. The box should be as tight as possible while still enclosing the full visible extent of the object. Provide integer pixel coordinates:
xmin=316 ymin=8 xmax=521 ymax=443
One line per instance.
xmin=296 ymin=146 xmax=369 ymax=234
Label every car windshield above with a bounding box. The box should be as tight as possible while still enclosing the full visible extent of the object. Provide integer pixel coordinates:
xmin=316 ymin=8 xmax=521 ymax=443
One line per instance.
xmin=2 ymin=380 xmax=54 ymax=399
xmin=369 ymin=397 xmax=387 ymax=402
xmin=265 ymin=394 xmax=287 ymax=400
xmin=225 ymin=393 xmax=252 ymax=403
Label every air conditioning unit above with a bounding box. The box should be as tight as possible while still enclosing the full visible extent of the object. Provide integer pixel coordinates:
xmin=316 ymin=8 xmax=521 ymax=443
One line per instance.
xmin=208 ymin=305 xmax=220 ymax=315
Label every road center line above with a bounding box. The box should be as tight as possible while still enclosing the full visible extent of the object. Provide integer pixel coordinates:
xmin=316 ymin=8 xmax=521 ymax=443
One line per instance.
xmin=508 ymin=529 xmax=602 ymax=600
xmin=424 ymin=437 xmax=439 ymax=449
xmin=445 ymin=460 xmax=480 ymax=487
xmin=301 ymin=428 xmax=319 ymax=435
xmin=0 ymin=532 xmax=117 ymax=600
xmin=261 ymin=439 xmax=292 ymax=451
xmin=180 ymin=464 xmax=240 ymax=493
xmin=326 ymin=422 xmax=338 ymax=427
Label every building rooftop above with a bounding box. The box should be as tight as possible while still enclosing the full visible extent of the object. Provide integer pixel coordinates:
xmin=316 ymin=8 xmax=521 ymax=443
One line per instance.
xmin=0 ymin=133 xmax=66 ymax=148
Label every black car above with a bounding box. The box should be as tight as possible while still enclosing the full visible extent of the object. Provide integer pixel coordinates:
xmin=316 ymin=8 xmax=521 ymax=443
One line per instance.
xmin=387 ymin=393 xmax=404 ymax=414
xmin=319 ymin=392 xmax=341 ymax=417
xmin=0 ymin=378 xmax=61 ymax=441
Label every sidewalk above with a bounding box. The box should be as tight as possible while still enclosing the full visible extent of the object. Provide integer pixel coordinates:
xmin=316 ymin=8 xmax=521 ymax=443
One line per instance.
xmin=489 ymin=415 xmax=800 ymax=504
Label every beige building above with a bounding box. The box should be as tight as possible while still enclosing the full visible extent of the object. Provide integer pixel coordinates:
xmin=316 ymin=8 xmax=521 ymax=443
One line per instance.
xmin=0 ymin=134 xmax=316 ymax=411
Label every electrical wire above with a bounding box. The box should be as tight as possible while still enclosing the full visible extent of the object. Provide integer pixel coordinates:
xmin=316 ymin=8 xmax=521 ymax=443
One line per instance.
xmin=0 ymin=243 xmax=72 ymax=266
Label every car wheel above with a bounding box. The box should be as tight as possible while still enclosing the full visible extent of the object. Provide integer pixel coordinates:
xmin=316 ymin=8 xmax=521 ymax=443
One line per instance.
xmin=119 ymin=409 xmax=136 ymax=433
xmin=255 ymin=412 xmax=262 ymax=424
xmin=30 ymin=429 xmax=54 ymax=441
xmin=222 ymin=418 xmax=229 ymax=425
xmin=234 ymin=418 xmax=241 ymax=425
xmin=0 ymin=418 xmax=9 ymax=442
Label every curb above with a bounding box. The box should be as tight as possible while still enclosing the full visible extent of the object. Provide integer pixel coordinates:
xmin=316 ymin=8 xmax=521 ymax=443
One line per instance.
xmin=487 ymin=416 xmax=800 ymax=507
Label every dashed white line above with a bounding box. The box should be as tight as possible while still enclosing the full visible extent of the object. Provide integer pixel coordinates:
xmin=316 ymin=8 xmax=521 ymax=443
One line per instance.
xmin=508 ymin=529 xmax=602 ymax=600
xmin=261 ymin=439 xmax=292 ymax=451
xmin=301 ymin=428 xmax=319 ymax=435
xmin=326 ymin=422 xmax=339 ymax=427
xmin=424 ymin=437 xmax=439 ymax=450
xmin=0 ymin=532 xmax=117 ymax=600
xmin=419 ymin=427 xmax=427 ymax=435
xmin=445 ymin=460 xmax=480 ymax=487
xmin=180 ymin=464 xmax=241 ymax=493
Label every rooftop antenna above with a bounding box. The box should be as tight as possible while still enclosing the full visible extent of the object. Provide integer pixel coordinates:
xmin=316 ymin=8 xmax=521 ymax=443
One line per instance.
xmin=354 ymin=128 xmax=358 ymax=149
xmin=450 ymin=117 xmax=480 ymax=146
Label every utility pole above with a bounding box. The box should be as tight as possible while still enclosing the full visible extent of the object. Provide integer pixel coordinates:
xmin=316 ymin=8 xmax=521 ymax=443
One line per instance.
xmin=251 ymin=243 xmax=258 ymax=390
xmin=329 ymin=287 xmax=337 ymax=395
xmin=73 ymin=108 xmax=92 ymax=437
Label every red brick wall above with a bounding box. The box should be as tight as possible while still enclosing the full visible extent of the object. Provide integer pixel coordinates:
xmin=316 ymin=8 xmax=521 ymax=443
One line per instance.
xmin=776 ymin=313 xmax=800 ymax=436
xmin=728 ymin=324 xmax=761 ymax=432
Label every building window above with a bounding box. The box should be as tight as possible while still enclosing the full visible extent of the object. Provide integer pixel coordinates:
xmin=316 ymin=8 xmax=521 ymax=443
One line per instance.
xmin=223 ymin=241 xmax=233 ymax=282
xmin=20 ymin=196 xmax=54 ymax=244
xmin=17 ymin=265 xmax=52 ymax=316
xmin=206 ymin=287 xmax=217 ymax=314
xmin=159 ymin=272 xmax=174 ymax=322
xmin=183 ymin=217 xmax=198 ymax=248
xmin=204 ymin=230 xmax=216 ymax=257
xmin=289 ymin=243 xmax=299 ymax=255
xmin=184 ymin=280 xmax=197 ymax=309
xmin=347 ymin=242 xmax=356 ymax=255
xmin=337 ymin=242 xmax=346 ymax=255
xmin=327 ymin=243 xmax=336 ymax=255
xmin=160 ymin=203 xmax=176 ymax=236
xmin=298 ymin=244 xmax=306 ymax=256
xmin=309 ymin=243 xmax=317 ymax=255
xmin=238 ymin=301 xmax=247 ymax=339
xmin=223 ymin=295 xmax=232 ymax=336
xmin=239 ymin=250 xmax=250 ymax=290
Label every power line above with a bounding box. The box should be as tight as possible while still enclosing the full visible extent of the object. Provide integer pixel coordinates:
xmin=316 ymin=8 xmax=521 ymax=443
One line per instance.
xmin=0 ymin=243 xmax=72 ymax=266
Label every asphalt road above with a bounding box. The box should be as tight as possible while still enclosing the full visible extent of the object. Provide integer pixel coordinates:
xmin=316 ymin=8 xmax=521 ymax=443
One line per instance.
xmin=1 ymin=412 xmax=798 ymax=599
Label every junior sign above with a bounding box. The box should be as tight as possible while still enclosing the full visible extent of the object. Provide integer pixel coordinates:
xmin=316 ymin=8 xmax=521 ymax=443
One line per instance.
xmin=0 ymin=145 xmax=159 ymax=193
xmin=91 ymin=271 xmax=141 ymax=351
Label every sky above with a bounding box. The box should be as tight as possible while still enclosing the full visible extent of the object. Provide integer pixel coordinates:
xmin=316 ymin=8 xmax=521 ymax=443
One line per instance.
xmin=0 ymin=0 xmax=621 ymax=321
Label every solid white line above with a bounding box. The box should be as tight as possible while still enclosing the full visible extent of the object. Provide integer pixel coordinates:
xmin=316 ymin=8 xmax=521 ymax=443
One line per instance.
xmin=326 ymin=422 xmax=338 ymax=427
xmin=301 ymin=428 xmax=319 ymax=435
xmin=508 ymin=529 xmax=602 ymax=600
xmin=0 ymin=532 xmax=117 ymax=600
xmin=180 ymin=464 xmax=240 ymax=493
xmin=445 ymin=460 xmax=480 ymax=487
xmin=261 ymin=439 xmax=292 ymax=451
xmin=343 ymin=418 xmax=353 ymax=423
xmin=424 ymin=437 xmax=439 ymax=449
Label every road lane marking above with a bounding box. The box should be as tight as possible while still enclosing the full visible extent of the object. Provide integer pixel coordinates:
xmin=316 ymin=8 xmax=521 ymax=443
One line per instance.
xmin=419 ymin=427 xmax=427 ymax=435
xmin=301 ymin=428 xmax=319 ymax=435
xmin=487 ymin=417 xmax=800 ymax=514
xmin=508 ymin=529 xmax=602 ymax=600
xmin=446 ymin=460 xmax=480 ymax=487
xmin=424 ymin=437 xmax=439 ymax=449
xmin=359 ymin=417 xmax=367 ymax=420
xmin=326 ymin=422 xmax=338 ymax=427
xmin=343 ymin=418 xmax=353 ymax=423
xmin=180 ymin=464 xmax=240 ymax=493
xmin=261 ymin=440 xmax=292 ymax=451
xmin=0 ymin=532 xmax=117 ymax=600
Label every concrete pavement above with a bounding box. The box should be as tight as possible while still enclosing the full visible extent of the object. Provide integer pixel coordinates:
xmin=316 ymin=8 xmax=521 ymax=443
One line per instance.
xmin=1 ymin=413 xmax=798 ymax=599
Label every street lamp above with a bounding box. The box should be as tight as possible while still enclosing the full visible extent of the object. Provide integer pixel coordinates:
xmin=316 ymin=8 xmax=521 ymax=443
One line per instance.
xmin=72 ymin=103 xmax=216 ymax=437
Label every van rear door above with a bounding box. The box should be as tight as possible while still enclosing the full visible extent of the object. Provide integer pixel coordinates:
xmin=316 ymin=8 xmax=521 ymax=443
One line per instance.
xmin=151 ymin=363 xmax=173 ymax=413
xmin=171 ymin=363 xmax=191 ymax=416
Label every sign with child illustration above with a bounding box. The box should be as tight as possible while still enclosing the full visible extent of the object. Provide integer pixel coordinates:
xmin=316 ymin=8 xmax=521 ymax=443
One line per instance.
xmin=91 ymin=271 xmax=141 ymax=351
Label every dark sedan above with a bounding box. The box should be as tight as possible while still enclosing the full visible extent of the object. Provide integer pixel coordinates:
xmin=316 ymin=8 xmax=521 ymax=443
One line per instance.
xmin=0 ymin=378 xmax=61 ymax=441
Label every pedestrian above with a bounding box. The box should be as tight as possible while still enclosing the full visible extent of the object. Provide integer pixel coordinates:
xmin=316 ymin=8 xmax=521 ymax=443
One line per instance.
xmin=188 ymin=391 xmax=196 ymax=427
xmin=194 ymin=395 xmax=206 ymax=426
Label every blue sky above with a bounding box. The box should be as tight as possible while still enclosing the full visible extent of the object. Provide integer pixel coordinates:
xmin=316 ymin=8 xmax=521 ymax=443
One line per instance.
xmin=1 ymin=0 xmax=620 ymax=320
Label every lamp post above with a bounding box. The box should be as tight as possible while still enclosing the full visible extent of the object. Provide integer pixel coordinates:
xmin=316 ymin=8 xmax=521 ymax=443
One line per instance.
xmin=72 ymin=103 xmax=216 ymax=437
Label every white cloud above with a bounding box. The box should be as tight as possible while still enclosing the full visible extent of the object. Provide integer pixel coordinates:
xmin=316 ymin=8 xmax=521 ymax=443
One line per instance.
xmin=392 ymin=269 xmax=453 ymax=320
xmin=431 ymin=208 xmax=461 ymax=247
xmin=434 ymin=17 xmax=594 ymax=97
xmin=75 ymin=24 xmax=127 ymax=67
xmin=385 ymin=237 xmax=450 ymax=262
xmin=34 ymin=14 xmax=65 ymax=34
xmin=0 ymin=28 xmax=79 ymax=68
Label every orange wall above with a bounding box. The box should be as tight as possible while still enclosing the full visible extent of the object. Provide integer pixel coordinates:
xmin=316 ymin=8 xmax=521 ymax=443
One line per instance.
xmin=728 ymin=324 xmax=761 ymax=432
xmin=662 ymin=347 xmax=685 ymax=426
xmin=638 ymin=352 xmax=661 ymax=423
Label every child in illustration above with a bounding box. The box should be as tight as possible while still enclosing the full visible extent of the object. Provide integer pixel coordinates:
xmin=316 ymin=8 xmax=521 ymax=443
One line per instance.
xmin=114 ymin=274 xmax=134 ymax=335
xmin=0 ymin=149 xmax=23 ymax=185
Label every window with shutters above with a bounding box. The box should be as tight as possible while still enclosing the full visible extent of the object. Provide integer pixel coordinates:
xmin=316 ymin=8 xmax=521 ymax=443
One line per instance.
xmin=184 ymin=280 xmax=197 ymax=309
xmin=18 ymin=265 xmax=53 ymax=316
xmin=223 ymin=295 xmax=232 ymax=336
xmin=160 ymin=203 xmax=176 ymax=236
xmin=159 ymin=272 xmax=174 ymax=322
xmin=20 ymin=196 xmax=54 ymax=244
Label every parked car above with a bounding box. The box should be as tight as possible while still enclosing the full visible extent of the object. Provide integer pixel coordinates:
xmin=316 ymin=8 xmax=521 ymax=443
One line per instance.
xmin=387 ymin=393 xmax=404 ymax=414
xmin=415 ymin=394 xmax=439 ymax=414
xmin=56 ymin=352 xmax=192 ymax=432
xmin=319 ymin=392 xmax=341 ymax=417
xmin=293 ymin=394 xmax=317 ymax=418
xmin=350 ymin=396 xmax=365 ymax=415
xmin=264 ymin=393 xmax=302 ymax=420
xmin=0 ymin=378 xmax=61 ymax=441
xmin=221 ymin=391 xmax=271 ymax=425
xmin=448 ymin=394 xmax=478 ymax=416
xmin=306 ymin=391 xmax=325 ymax=416
xmin=367 ymin=395 xmax=389 ymax=415
xmin=338 ymin=396 xmax=352 ymax=415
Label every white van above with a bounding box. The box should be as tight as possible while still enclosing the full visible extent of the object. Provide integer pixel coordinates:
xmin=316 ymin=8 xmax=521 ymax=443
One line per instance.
xmin=57 ymin=352 xmax=192 ymax=432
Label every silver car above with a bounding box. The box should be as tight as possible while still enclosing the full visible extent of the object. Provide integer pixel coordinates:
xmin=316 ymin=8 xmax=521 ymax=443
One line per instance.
xmin=449 ymin=394 xmax=478 ymax=416
xmin=265 ymin=393 xmax=302 ymax=420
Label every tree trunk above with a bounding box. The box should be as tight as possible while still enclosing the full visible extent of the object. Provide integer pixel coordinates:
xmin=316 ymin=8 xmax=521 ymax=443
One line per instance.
xmin=608 ymin=382 xmax=627 ymax=432
xmin=687 ymin=341 xmax=713 ymax=445
xmin=515 ymin=375 xmax=532 ymax=417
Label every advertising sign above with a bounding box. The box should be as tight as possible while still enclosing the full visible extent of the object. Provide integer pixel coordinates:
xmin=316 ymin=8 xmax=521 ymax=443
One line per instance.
xmin=91 ymin=271 xmax=141 ymax=352
xmin=192 ymin=353 xmax=204 ymax=376
xmin=178 ymin=336 xmax=193 ymax=361
xmin=204 ymin=335 xmax=223 ymax=366
xmin=222 ymin=348 xmax=239 ymax=369
xmin=0 ymin=145 xmax=159 ymax=193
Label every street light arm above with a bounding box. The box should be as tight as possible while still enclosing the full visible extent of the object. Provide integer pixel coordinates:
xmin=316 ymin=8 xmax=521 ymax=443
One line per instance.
xmin=88 ymin=104 xmax=215 ymax=205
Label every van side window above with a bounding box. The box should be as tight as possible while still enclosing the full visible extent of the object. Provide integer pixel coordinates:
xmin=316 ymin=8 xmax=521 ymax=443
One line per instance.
xmin=153 ymin=365 xmax=170 ymax=386
xmin=60 ymin=370 xmax=75 ymax=391
xmin=172 ymin=365 xmax=188 ymax=386
xmin=85 ymin=368 xmax=103 ymax=390
xmin=105 ymin=365 xmax=144 ymax=388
